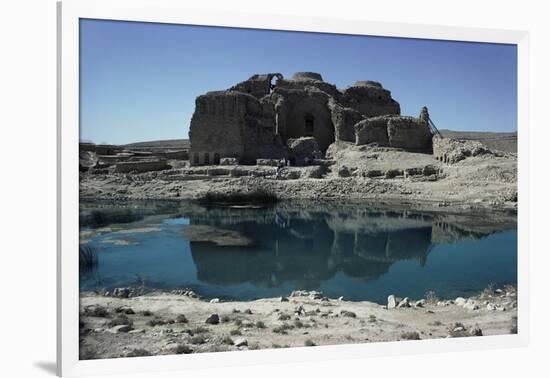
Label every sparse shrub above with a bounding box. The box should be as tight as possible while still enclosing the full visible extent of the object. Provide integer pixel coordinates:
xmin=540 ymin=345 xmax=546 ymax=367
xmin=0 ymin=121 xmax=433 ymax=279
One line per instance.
xmin=126 ymin=349 xmax=151 ymax=357
xmin=108 ymin=314 xmax=133 ymax=327
xmin=174 ymin=344 xmax=193 ymax=354
xmin=190 ymin=326 xmax=209 ymax=334
xmin=146 ymin=318 xmax=166 ymax=327
xmin=425 ymin=290 xmax=438 ymax=304
xmin=340 ymin=310 xmax=357 ymax=318
xmin=142 ymin=310 xmax=153 ymax=316
xmin=255 ymin=321 xmax=266 ymax=329
xmin=222 ymin=336 xmax=234 ymax=345
xmin=244 ymin=309 xmax=253 ymax=315
xmin=199 ymin=189 xmax=278 ymax=205
xmin=248 ymin=342 xmax=260 ymax=350
xmin=189 ymin=335 xmax=206 ymax=344
xmin=294 ymin=319 xmax=304 ymax=328
xmin=429 ymin=320 xmax=443 ymax=326
xmin=230 ymin=329 xmax=242 ymax=336
xmin=368 ymin=315 xmax=377 ymax=323
xmin=481 ymin=282 xmax=496 ymax=297
xmin=278 ymin=313 xmax=291 ymax=321
xmin=115 ymin=307 xmax=135 ymax=315
xmin=400 ymin=331 xmax=421 ymax=340
xmin=447 ymin=322 xmax=468 ymax=338
xmin=84 ymin=305 xmax=109 ymax=317
xmin=304 ymin=339 xmax=316 ymax=347
xmin=234 ymin=319 xmax=243 ymax=326
xmin=273 ymin=323 xmax=294 ymax=334
xmin=176 ymin=314 xmax=188 ymax=323
xmin=221 ymin=315 xmax=231 ymax=323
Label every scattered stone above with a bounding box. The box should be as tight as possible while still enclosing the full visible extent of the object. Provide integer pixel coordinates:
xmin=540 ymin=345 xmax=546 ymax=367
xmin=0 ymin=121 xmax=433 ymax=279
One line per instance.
xmin=469 ymin=325 xmax=483 ymax=336
xmin=295 ymin=305 xmax=306 ymax=316
xmin=414 ymin=299 xmax=426 ymax=308
xmin=340 ymin=310 xmax=357 ymax=318
xmin=112 ymin=288 xmax=130 ymax=298
xmin=309 ymin=291 xmax=323 ymax=300
xmin=279 ymin=296 xmax=289 ymax=302
xmin=108 ymin=325 xmax=132 ymax=333
xmin=234 ymin=338 xmax=248 ymax=347
xmin=205 ymin=314 xmax=220 ymax=325
xmin=455 ymin=297 xmax=466 ymax=306
xmin=463 ymin=300 xmax=480 ymax=311
xmin=128 ymin=329 xmax=145 ymax=334
xmin=210 ymin=298 xmax=220 ymax=303
xmin=387 ymin=295 xmax=400 ymax=309
xmin=400 ymin=331 xmax=421 ymax=340
xmin=397 ymin=297 xmax=411 ymax=308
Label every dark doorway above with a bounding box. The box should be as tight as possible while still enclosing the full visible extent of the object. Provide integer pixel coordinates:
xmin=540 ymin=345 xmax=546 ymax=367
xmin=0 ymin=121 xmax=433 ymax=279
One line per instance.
xmin=304 ymin=115 xmax=314 ymax=136
xmin=204 ymin=153 xmax=210 ymax=165
xmin=213 ymin=153 xmax=220 ymax=165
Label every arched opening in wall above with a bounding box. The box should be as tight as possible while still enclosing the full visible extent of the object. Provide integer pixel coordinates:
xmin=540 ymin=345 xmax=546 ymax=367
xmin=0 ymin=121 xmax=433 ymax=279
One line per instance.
xmin=204 ymin=153 xmax=210 ymax=165
xmin=194 ymin=153 xmax=199 ymax=165
xmin=270 ymin=75 xmax=278 ymax=93
xmin=213 ymin=153 xmax=220 ymax=165
xmin=304 ymin=114 xmax=314 ymax=137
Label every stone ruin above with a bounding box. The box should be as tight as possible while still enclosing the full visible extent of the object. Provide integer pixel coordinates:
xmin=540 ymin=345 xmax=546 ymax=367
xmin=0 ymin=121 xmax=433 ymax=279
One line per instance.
xmin=189 ymin=72 xmax=434 ymax=165
xmin=79 ymin=143 xmax=187 ymax=174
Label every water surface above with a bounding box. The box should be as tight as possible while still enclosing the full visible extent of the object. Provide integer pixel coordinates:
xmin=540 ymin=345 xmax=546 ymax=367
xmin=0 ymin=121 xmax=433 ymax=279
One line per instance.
xmin=79 ymin=201 xmax=517 ymax=304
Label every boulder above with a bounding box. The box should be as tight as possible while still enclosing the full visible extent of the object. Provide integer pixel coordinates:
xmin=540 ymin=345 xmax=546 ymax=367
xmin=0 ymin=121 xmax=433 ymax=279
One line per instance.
xmin=454 ymin=297 xmax=467 ymax=306
xmin=387 ymin=295 xmax=401 ymax=309
xmin=205 ymin=314 xmax=220 ymax=325
xmin=397 ymin=297 xmax=411 ymax=308
xmin=287 ymin=137 xmax=321 ymax=161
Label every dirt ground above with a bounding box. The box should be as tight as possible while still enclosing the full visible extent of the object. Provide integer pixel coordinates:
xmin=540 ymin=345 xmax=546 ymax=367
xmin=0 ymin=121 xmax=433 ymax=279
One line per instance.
xmin=79 ymin=286 xmax=517 ymax=360
xmin=80 ymin=143 xmax=517 ymax=213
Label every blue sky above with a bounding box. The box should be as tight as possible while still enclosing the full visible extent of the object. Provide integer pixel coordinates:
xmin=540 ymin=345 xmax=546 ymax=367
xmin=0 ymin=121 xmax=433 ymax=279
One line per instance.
xmin=80 ymin=19 xmax=517 ymax=145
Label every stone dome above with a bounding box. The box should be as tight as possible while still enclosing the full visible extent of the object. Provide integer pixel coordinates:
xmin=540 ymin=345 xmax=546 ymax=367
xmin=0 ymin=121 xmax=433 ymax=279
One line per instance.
xmin=292 ymin=72 xmax=324 ymax=82
xmin=353 ymin=80 xmax=383 ymax=88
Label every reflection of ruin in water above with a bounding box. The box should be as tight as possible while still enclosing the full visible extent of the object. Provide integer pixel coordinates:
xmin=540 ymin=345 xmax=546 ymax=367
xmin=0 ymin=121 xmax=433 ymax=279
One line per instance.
xmin=188 ymin=207 xmax=504 ymax=289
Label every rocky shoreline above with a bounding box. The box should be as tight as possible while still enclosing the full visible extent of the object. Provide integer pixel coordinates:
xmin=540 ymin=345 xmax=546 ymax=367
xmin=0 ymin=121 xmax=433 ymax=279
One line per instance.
xmin=79 ymin=145 xmax=517 ymax=214
xmin=79 ymin=285 xmax=518 ymax=360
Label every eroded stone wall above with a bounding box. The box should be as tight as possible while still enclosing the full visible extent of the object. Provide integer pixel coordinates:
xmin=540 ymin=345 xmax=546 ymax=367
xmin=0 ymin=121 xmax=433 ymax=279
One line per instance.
xmin=341 ymin=83 xmax=400 ymax=117
xmin=355 ymin=114 xmax=433 ymax=153
xmin=189 ymin=72 xmax=433 ymax=164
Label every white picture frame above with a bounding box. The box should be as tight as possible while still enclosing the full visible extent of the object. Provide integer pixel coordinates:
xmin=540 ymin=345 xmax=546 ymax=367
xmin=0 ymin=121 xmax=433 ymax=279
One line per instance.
xmin=57 ymin=0 xmax=530 ymax=376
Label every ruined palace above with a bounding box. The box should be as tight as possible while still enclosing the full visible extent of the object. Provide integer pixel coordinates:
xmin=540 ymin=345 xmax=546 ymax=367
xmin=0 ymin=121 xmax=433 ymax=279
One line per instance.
xmin=189 ymin=72 xmax=434 ymax=165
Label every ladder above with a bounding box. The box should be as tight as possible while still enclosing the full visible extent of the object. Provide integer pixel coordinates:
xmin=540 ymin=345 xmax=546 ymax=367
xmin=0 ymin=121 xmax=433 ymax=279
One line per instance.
xmin=427 ymin=117 xmax=442 ymax=137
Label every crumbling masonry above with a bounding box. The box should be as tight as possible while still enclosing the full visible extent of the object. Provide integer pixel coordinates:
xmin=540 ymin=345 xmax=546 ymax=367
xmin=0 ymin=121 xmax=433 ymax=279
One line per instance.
xmin=189 ymin=72 xmax=434 ymax=165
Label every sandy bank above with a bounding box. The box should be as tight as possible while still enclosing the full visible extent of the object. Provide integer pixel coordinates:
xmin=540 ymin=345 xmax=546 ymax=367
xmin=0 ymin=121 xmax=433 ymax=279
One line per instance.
xmin=79 ymin=286 xmax=517 ymax=360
